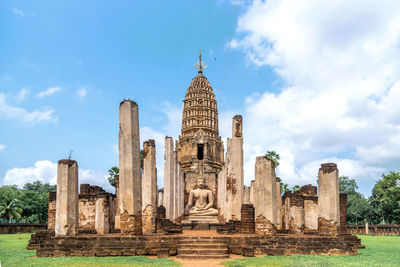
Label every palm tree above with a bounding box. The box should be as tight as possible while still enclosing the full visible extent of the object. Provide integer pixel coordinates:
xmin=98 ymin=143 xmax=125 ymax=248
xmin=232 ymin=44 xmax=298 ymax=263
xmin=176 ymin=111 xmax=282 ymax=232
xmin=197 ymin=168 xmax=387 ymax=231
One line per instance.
xmin=264 ymin=150 xmax=280 ymax=168
xmin=0 ymin=199 xmax=23 ymax=223
xmin=107 ymin=167 xmax=119 ymax=188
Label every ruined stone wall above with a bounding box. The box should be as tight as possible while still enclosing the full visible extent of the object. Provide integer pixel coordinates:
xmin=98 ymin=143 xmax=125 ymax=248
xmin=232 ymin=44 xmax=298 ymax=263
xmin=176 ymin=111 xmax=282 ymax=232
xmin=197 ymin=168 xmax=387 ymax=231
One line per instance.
xmin=340 ymin=194 xmax=347 ymax=233
xmin=48 ymin=184 xmax=115 ymax=232
xmin=78 ymin=198 xmax=96 ymax=229
xmin=241 ymin=204 xmax=255 ymax=234
xmin=304 ymin=197 xmax=318 ymax=230
xmin=48 ymin=192 xmax=56 ymax=230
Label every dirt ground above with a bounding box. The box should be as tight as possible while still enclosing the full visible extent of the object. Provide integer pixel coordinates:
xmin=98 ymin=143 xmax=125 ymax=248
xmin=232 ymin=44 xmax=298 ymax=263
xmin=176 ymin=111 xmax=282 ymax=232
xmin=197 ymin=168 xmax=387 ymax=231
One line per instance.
xmin=172 ymin=254 xmax=245 ymax=267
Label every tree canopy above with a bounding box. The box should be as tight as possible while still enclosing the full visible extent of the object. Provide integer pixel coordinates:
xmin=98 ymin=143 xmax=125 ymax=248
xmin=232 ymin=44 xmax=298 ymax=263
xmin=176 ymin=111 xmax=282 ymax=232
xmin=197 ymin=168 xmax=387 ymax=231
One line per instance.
xmin=264 ymin=150 xmax=280 ymax=168
xmin=0 ymin=181 xmax=56 ymax=223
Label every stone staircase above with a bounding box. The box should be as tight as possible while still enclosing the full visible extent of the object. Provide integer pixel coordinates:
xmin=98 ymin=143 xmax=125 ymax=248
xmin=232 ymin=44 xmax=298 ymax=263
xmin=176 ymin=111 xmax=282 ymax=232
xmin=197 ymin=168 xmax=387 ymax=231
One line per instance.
xmin=177 ymin=236 xmax=229 ymax=259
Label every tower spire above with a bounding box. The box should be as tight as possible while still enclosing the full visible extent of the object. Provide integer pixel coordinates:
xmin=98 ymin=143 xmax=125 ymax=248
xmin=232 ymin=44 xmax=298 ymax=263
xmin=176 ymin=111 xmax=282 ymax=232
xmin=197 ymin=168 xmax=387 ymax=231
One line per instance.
xmin=194 ymin=49 xmax=207 ymax=73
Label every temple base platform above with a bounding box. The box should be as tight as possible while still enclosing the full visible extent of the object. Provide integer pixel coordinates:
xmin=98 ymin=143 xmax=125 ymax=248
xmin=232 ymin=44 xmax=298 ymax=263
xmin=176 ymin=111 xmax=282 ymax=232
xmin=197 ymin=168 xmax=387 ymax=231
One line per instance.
xmin=29 ymin=229 xmax=363 ymax=257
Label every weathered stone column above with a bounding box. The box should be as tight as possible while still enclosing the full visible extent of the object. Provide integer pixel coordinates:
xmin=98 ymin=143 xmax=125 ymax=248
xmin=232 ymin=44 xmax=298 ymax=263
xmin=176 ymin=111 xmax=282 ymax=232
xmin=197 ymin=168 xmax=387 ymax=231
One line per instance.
xmin=175 ymin=161 xmax=184 ymax=220
xmin=304 ymin=197 xmax=318 ymax=230
xmin=157 ymin=189 xmax=164 ymax=207
xmin=118 ymin=100 xmax=142 ymax=235
xmin=55 ymin=159 xmax=79 ymax=237
xmin=95 ymin=197 xmax=110 ymax=234
xmin=318 ymin=163 xmax=340 ymax=236
xmin=275 ymin=178 xmax=282 ymax=230
xmin=217 ymin=167 xmax=227 ymax=222
xmin=254 ymin=156 xmax=277 ymax=235
xmin=114 ymin=175 xmax=120 ymax=229
xmin=244 ymin=186 xmax=250 ymax=204
xmin=250 ymin=180 xmax=255 ymax=206
xmin=340 ymin=193 xmax=348 ymax=234
xmin=142 ymin=139 xmax=157 ymax=234
xmin=365 ymin=222 xmax=369 ymax=235
xmin=225 ymin=115 xmax=244 ymax=220
xmin=163 ymin=137 xmax=175 ymax=220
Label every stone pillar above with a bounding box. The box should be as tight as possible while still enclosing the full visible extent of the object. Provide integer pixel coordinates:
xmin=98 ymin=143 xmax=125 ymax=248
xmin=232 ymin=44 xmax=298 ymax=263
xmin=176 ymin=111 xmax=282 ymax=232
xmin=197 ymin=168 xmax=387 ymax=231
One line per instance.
xmin=288 ymin=195 xmax=304 ymax=233
xmin=217 ymin=167 xmax=227 ymax=222
xmin=55 ymin=159 xmax=79 ymax=237
xmin=158 ymin=189 xmax=164 ymax=207
xmin=365 ymin=222 xmax=369 ymax=235
xmin=172 ymin=152 xmax=180 ymax=221
xmin=340 ymin=193 xmax=348 ymax=234
xmin=95 ymin=197 xmax=110 ymax=234
xmin=254 ymin=156 xmax=277 ymax=235
xmin=250 ymin=180 xmax=255 ymax=206
xmin=114 ymin=175 xmax=120 ymax=229
xmin=142 ymin=139 xmax=157 ymax=234
xmin=304 ymin=197 xmax=319 ymax=230
xmin=163 ymin=137 xmax=174 ymax=220
xmin=244 ymin=186 xmax=250 ymax=204
xmin=318 ymin=163 xmax=340 ymax=236
xmin=225 ymin=115 xmax=244 ymax=220
xmin=118 ymin=100 xmax=142 ymax=235
xmin=175 ymin=161 xmax=184 ymax=220
xmin=275 ymin=178 xmax=282 ymax=230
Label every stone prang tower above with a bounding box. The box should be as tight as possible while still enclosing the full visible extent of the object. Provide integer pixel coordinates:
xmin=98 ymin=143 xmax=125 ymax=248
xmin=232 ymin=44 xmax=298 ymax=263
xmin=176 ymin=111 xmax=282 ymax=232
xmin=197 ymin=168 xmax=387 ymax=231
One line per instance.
xmin=176 ymin=51 xmax=224 ymax=206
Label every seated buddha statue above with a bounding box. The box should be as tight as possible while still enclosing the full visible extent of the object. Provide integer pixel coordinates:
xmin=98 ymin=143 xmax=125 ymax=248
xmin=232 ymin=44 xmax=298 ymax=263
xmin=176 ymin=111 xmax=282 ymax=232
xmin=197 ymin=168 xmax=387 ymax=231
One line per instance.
xmin=184 ymin=177 xmax=218 ymax=216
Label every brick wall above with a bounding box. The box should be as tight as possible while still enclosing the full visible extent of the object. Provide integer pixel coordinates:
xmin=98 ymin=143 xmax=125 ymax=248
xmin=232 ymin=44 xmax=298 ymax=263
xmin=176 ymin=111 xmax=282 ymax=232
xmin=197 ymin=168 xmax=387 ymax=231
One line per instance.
xmin=241 ymin=204 xmax=255 ymax=234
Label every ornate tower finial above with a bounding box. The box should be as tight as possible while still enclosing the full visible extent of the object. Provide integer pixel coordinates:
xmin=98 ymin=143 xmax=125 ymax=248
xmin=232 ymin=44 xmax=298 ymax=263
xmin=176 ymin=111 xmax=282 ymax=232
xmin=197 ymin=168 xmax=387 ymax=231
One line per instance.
xmin=194 ymin=49 xmax=207 ymax=73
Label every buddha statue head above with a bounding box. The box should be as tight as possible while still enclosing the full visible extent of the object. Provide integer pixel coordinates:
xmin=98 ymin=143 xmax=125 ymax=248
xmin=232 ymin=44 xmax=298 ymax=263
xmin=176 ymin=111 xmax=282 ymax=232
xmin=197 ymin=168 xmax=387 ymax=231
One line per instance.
xmin=196 ymin=177 xmax=206 ymax=189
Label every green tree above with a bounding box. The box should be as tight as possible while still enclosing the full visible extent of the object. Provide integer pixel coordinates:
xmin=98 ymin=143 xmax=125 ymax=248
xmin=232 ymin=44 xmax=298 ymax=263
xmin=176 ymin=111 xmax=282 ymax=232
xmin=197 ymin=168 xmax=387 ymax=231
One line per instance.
xmin=291 ymin=185 xmax=301 ymax=192
xmin=0 ymin=186 xmax=23 ymax=222
xmin=264 ymin=150 xmax=280 ymax=168
xmin=23 ymin=181 xmax=56 ymax=194
xmin=281 ymin=182 xmax=290 ymax=194
xmin=339 ymin=176 xmax=373 ymax=225
xmin=108 ymin=167 xmax=119 ymax=188
xmin=369 ymin=171 xmax=400 ymax=224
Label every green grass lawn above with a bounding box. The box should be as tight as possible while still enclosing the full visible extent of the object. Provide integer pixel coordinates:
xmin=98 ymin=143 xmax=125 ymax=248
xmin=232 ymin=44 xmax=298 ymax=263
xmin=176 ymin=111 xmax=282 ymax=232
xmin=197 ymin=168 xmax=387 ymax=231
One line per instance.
xmin=0 ymin=234 xmax=399 ymax=267
xmin=0 ymin=233 xmax=179 ymax=267
xmin=221 ymin=235 xmax=400 ymax=267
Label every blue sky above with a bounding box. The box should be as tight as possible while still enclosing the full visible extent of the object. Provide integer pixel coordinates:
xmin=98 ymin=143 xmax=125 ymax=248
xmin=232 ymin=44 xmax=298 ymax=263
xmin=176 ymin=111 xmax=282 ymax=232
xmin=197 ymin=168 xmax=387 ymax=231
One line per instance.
xmin=1 ymin=0 xmax=400 ymax=197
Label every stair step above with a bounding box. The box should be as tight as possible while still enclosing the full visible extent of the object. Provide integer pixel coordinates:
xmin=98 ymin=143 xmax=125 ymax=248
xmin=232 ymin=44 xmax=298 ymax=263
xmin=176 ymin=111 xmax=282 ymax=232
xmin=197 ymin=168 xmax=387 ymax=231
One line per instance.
xmin=178 ymin=244 xmax=227 ymax=249
xmin=179 ymin=236 xmax=227 ymax=241
xmin=177 ymin=255 xmax=229 ymax=259
xmin=178 ymin=248 xmax=228 ymax=255
xmin=178 ymin=241 xmax=226 ymax=246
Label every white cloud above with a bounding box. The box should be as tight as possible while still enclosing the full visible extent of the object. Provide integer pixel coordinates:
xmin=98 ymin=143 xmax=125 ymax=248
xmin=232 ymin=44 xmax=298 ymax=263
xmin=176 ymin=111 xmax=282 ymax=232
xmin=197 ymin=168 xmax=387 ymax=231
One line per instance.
xmin=37 ymin=87 xmax=61 ymax=98
xmin=76 ymin=87 xmax=88 ymax=101
xmin=15 ymin=87 xmax=30 ymax=102
xmin=2 ymin=160 xmax=113 ymax=193
xmin=229 ymin=0 xmax=400 ymax=195
xmin=3 ymin=160 xmax=57 ymax=186
xmin=0 ymin=93 xmax=57 ymax=123
xmin=13 ymin=8 xmax=35 ymax=17
xmin=0 ymin=144 xmax=5 ymax=150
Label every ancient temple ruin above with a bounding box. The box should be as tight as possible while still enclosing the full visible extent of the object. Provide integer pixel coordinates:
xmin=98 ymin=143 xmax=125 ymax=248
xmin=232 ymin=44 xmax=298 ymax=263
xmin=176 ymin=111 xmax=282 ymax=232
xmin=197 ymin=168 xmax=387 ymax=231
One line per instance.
xmin=28 ymin=52 xmax=363 ymax=258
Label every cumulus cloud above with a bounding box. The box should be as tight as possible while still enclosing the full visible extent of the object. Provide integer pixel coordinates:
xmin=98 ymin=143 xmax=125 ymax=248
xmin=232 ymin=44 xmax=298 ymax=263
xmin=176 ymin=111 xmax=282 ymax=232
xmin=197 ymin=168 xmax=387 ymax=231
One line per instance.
xmin=0 ymin=93 xmax=57 ymax=123
xmin=37 ymin=87 xmax=61 ymax=98
xmin=2 ymin=160 xmax=113 ymax=193
xmin=229 ymin=0 xmax=400 ymax=195
xmin=0 ymin=144 xmax=5 ymax=150
xmin=15 ymin=87 xmax=30 ymax=102
xmin=3 ymin=160 xmax=57 ymax=186
xmin=76 ymin=87 xmax=88 ymax=101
